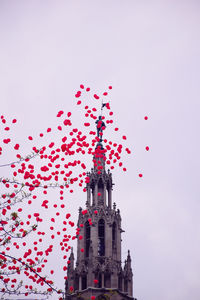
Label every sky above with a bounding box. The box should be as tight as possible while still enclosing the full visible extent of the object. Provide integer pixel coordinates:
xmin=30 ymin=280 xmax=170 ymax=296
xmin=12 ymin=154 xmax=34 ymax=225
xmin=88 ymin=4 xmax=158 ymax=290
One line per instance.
xmin=0 ymin=1 xmax=200 ymax=300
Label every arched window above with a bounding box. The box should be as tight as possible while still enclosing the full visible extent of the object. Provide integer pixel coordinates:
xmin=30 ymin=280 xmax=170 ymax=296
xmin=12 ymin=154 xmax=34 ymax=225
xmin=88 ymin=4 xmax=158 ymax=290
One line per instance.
xmin=98 ymin=179 xmax=104 ymax=204
xmin=124 ymin=278 xmax=128 ymax=292
xmin=98 ymin=273 xmax=102 ymax=288
xmin=118 ymin=274 xmax=122 ymax=291
xmin=85 ymin=220 xmax=90 ymax=257
xmin=112 ymin=222 xmax=116 ymax=251
xmin=74 ymin=274 xmax=79 ymax=291
xmin=98 ymin=219 xmax=105 ymax=256
xmin=95 ymin=270 xmax=102 ymax=288
xmin=81 ymin=274 xmax=87 ymax=290
xmin=104 ymin=272 xmax=111 ymax=288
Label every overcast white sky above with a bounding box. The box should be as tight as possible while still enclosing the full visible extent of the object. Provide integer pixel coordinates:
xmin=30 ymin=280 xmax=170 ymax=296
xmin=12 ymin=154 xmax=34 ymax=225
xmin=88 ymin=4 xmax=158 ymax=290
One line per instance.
xmin=0 ymin=1 xmax=200 ymax=300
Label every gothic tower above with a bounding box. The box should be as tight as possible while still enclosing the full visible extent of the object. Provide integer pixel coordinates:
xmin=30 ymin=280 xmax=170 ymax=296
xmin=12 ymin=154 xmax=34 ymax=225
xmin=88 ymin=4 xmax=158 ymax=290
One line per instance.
xmin=65 ymin=116 xmax=136 ymax=300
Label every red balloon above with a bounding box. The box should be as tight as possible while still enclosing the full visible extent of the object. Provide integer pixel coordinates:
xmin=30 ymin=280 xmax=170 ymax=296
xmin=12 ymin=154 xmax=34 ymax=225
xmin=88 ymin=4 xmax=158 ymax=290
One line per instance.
xmin=93 ymin=94 xmax=99 ymax=100
xmin=14 ymin=144 xmax=20 ymax=150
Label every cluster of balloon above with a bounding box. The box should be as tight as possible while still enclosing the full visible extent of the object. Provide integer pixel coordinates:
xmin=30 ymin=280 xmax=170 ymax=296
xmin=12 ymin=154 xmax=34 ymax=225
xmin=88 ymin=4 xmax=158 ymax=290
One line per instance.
xmin=0 ymin=85 xmax=149 ymax=298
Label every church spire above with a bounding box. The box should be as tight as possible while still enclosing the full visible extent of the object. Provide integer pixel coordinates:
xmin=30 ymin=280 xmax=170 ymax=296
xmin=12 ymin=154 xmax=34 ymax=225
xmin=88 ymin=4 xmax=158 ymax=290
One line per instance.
xmin=65 ymin=106 xmax=135 ymax=300
xmin=93 ymin=103 xmax=107 ymax=170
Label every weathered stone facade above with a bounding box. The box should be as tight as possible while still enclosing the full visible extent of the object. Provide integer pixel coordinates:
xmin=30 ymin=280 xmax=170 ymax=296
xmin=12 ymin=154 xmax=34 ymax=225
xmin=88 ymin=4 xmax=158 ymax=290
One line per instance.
xmin=65 ymin=140 xmax=136 ymax=300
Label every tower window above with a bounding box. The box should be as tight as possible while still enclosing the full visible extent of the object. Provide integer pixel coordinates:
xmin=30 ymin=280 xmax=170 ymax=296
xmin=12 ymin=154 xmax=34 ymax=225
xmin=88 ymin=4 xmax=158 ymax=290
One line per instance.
xmin=118 ymin=274 xmax=122 ymax=291
xmin=81 ymin=274 xmax=87 ymax=290
xmin=74 ymin=274 xmax=79 ymax=291
xmin=112 ymin=222 xmax=116 ymax=250
xmin=98 ymin=219 xmax=105 ymax=256
xmin=98 ymin=273 xmax=102 ymax=288
xmin=85 ymin=221 xmax=91 ymax=257
xmin=104 ymin=273 xmax=111 ymax=288
xmin=124 ymin=278 xmax=128 ymax=292
xmin=95 ymin=271 xmax=102 ymax=288
xmin=98 ymin=179 xmax=104 ymax=204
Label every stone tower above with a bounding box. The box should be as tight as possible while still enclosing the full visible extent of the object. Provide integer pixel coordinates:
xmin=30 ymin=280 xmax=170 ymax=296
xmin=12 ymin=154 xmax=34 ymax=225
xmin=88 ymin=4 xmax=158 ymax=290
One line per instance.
xmin=65 ymin=116 xmax=136 ymax=300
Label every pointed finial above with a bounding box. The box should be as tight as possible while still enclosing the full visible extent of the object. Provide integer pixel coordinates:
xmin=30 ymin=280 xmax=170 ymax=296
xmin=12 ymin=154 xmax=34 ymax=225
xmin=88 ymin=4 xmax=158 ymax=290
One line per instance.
xmin=95 ymin=115 xmax=106 ymax=144
xmin=127 ymin=250 xmax=131 ymax=263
